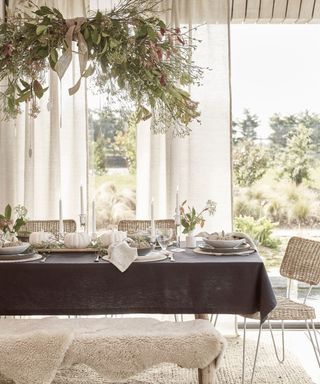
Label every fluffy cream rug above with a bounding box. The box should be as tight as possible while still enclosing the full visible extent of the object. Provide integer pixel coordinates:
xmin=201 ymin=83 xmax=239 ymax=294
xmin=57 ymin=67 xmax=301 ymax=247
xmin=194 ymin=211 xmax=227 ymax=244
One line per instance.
xmin=0 ymin=318 xmax=226 ymax=384
xmin=0 ymin=337 xmax=312 ymax=384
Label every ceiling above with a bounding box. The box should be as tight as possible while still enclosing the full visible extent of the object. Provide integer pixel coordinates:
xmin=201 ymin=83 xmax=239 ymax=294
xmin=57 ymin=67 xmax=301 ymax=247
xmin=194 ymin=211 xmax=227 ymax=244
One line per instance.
xmin=230 ymin=0 xmax=320 ymax=23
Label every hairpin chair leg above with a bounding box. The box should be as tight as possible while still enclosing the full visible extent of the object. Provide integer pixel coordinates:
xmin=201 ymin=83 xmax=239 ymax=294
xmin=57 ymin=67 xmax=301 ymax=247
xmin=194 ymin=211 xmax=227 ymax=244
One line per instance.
xmin=268 ymin=320 xmax=285 ymax=363
xmin=234 ymin=315 xmax=240 ymax=337
xmin=242 ymin=318 xmax=262 ymax=384
xmin=305 ymin=320 xmax=320 ymax=367
xmin=209 ymin=314 xmax=219 ymax=326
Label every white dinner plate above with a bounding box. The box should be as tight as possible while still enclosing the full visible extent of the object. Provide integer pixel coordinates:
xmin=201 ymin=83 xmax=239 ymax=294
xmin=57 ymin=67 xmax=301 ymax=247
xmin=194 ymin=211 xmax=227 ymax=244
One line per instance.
xmin=134 ymin=252 xmax=167 ymax=262
xmin=0 ymin=242 xmax=30 ymax=255
xmin=193 ymin=247 xmax=255 ymax=256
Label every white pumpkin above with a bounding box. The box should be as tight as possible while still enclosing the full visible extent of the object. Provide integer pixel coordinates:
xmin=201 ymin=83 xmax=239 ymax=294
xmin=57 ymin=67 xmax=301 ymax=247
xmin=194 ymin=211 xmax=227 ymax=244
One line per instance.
xmin=99 ymin=230 xmax=114 ymax=247
xmin=99 ymin=230 xmax=127 ymax=246
xmin=29 ymin=231 xmax=52 ymax=245
xmin=64 ymin=232 xmax=91 ymax=249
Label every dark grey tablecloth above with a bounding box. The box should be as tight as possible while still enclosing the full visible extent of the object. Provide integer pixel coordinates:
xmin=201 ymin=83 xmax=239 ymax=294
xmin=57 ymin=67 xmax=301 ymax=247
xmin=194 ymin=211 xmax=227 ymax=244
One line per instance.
xmin=0 ymin=249 xmax=276 ymax=321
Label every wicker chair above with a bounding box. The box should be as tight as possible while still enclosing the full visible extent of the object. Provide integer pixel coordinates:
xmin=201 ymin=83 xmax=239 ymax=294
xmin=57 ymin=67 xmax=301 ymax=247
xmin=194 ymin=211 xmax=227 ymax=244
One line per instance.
xmin=242 ymin=236 xmax=320 ymax=384
xmin=118 ymin=219 xmax=176 ymax=240
xmin=18 ymin=219 xmax=77 ymax=240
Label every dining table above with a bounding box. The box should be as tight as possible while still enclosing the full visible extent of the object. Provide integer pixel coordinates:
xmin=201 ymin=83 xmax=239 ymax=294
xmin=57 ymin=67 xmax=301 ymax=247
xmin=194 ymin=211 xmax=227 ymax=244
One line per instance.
xmin=0 ymin=247 xmax=276 ymax=321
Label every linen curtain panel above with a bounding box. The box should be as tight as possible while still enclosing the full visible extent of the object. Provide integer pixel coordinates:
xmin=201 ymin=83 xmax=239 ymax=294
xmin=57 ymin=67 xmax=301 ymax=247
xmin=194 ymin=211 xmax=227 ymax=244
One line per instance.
xmin=136 ymin=0 xmax=233 ymax=232
xmin=0 ymin=0 xmax=88 ymax=221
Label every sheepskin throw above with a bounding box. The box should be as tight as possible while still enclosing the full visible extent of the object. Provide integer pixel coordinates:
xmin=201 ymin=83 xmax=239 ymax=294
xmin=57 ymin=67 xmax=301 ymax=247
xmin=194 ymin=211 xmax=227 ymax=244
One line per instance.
xmin=0 ymin=317 xmax=226 ymax=384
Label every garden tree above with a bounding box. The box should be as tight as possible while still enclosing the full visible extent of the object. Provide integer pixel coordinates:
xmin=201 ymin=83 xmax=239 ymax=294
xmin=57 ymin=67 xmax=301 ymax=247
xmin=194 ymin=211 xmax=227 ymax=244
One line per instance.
xmin=112 ymin=115 xmax=137 ymax=174
xmin=269 ymin=113 xmax=297 ymax=148
xmin=89 ymin=108 xmax=125 ymax=142
xmin=233 ymin=140 xmax=269 ymax=187
xmin=297 ymin=110 xmax=320 ymax=153
xmin=232 ymin=109 xmax=259 ymax=144
xmin=269 ymin=110 xmax=320 ymax=151
xmin=93 ymin=136 xmax=108 ymax=175
xmin=279 ymin=124 xmax=313 ymax=185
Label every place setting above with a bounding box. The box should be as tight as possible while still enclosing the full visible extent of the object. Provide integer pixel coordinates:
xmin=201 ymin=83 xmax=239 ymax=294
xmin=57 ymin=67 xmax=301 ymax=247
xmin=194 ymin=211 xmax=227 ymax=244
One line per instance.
xmin=193 ymin=231 xmax=257 ymax=256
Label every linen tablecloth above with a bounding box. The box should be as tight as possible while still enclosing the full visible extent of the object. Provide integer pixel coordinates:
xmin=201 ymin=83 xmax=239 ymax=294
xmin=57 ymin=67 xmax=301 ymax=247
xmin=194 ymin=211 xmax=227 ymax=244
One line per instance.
xmin=0 ymin=250 xmax=276 ymax=321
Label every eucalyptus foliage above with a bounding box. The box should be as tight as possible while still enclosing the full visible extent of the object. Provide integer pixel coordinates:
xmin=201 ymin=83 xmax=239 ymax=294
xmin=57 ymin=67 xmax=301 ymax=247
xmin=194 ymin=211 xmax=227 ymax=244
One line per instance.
xmin=0 ymin=0 xmax=203 ymax=136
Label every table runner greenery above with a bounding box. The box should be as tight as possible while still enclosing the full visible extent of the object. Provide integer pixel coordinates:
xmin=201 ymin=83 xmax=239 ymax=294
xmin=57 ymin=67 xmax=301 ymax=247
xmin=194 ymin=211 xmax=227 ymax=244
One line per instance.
xmin=0 ymin=0 xmax=203 ymax=136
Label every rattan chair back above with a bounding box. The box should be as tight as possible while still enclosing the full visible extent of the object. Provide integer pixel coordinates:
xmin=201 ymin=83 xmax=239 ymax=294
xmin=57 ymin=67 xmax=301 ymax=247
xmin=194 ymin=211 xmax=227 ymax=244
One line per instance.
xmin=280 ymin=236 xmax=320 ymax=286
xmin=118 ymin=219 xmax=176 ymax=239
xmin=18 ymin=219 xmax=77 ymax=238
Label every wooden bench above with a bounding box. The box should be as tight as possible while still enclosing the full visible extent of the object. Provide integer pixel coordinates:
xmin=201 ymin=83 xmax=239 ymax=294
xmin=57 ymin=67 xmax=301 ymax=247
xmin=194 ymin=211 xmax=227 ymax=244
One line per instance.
xmin=0 ymin=317 xmax=226 ymax=384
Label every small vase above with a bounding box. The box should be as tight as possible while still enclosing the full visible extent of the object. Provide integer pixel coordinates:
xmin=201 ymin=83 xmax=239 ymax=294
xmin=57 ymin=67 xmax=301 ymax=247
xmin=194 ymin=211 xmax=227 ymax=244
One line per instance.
xmin=186 ymin=231 xmax=197 ymax=248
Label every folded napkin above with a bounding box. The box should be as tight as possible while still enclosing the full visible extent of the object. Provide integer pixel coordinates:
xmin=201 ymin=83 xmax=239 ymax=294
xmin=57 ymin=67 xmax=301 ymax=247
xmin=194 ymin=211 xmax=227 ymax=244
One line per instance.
xmin=107 ymin=241 xmax=137 ymax=272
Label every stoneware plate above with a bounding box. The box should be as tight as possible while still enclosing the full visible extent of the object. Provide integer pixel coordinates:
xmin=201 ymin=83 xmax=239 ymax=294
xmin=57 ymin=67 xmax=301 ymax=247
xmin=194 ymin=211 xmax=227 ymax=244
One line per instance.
xmin=0 ymin=242 xmax=30 ymax=255
xmin=203 ymin=238 xmax=246 ymax=248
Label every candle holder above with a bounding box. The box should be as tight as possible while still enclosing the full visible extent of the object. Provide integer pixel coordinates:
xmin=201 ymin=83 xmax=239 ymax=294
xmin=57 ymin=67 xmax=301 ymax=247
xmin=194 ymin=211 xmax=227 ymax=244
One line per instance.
xmin=174 ymin=213 xmax=181 ymax=248
xmin=79 ymin=213 xmax=87 ymax=232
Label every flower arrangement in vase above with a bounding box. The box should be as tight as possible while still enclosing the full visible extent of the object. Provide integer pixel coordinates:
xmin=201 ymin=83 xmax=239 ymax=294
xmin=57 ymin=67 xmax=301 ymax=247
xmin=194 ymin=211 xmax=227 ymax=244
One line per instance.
xmin=180 ymin=200 xmax=217 ymax=247
xmin=0 ymin=204 xmax=28 ymax=246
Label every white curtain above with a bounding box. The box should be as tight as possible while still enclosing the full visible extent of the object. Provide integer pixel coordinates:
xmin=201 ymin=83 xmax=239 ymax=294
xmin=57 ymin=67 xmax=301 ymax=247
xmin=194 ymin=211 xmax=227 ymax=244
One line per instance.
xmin=136 ymin=0 xmax=233 ymax=232
xmin=0 ymin=0 xmax=88 ymax=223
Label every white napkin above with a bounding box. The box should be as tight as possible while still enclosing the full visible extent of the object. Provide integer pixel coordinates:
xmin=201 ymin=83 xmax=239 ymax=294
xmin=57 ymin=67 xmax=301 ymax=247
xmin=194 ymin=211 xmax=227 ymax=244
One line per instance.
xmin=107 ymin=241 xmax=137 ymax=272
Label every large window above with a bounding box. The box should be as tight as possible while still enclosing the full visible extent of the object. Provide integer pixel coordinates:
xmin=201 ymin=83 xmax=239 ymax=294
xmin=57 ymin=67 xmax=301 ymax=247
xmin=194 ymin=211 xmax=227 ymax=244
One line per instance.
xmin=231 ymin=24 xmax=320 ymax=315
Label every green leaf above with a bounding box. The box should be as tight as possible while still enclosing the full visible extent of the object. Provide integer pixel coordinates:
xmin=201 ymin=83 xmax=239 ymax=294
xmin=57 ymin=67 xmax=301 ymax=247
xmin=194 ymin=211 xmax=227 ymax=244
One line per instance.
xmin=91 ymin=29 xmax=101 ymax=45
xmin=109 ymin=37 xmax=119 ymax=48
xmin=13 ymin=217 xmax=26 ymax=232
xmin=36 ymin=25 xmax=48 ymax=36
xmin=52 ymin=7 xmax=63 ymax=18
xmin=4 ymin=204 xmax=11 ymax=220
xmin=83 ymin=28 xmax=90 ymax=40
xmin=20 ymin=79 xmax=30 ymax=90
xmin=16 ymin=91 xmax=31 ymax=103
xmin=82 ymin=65 xmax=95 ymax=78
xmin=50 ymin=49 xmax=58 ymax=64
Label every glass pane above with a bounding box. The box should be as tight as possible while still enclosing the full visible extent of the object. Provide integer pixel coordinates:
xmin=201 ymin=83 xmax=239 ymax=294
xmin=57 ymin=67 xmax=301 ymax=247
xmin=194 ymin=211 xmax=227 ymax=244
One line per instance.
xmin=231 ymin=24 xmax=320 ymax=318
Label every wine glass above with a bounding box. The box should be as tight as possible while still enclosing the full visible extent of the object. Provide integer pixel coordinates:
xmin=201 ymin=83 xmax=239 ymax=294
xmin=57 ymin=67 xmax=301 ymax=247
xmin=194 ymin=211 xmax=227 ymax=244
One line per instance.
xmin=156 ymin=228 xmax=173 ymax=252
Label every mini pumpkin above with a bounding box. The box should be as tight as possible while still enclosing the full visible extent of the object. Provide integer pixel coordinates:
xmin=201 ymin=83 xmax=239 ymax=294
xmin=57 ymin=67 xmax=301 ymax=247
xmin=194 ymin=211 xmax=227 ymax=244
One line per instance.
xmin=64 ymin=232 xmax=91 ymax=249
xmin=29 ymin=231 xmax=52 ymax=245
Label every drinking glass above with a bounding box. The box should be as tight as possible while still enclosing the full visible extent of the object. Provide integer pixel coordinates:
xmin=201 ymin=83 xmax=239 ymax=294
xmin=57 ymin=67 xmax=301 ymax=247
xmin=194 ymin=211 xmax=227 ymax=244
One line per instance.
xmin=156 ymin=228 xmax=173 ymax=251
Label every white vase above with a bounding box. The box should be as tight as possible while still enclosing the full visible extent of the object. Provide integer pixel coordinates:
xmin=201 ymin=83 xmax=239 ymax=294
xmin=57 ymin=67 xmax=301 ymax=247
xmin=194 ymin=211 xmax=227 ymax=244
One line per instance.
xmin=186 ymin=231 xmax=197 ymax=248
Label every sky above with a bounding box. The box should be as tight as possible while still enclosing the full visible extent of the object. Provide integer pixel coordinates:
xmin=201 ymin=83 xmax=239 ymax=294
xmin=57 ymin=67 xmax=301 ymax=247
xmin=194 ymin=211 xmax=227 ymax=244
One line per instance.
xmin=230 ymin=24 xmax=320 ymax=139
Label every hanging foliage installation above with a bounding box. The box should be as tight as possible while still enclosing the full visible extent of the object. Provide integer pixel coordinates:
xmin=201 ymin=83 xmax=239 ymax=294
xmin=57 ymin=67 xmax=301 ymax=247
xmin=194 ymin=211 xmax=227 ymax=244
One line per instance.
xmin=0 ymin=0 xmax=204 ymax=136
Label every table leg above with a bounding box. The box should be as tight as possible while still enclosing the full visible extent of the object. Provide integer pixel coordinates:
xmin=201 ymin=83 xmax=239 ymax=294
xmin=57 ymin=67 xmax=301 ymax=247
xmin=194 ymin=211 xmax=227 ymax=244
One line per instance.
xmin=198 ymin=361 xmax=217 ymax=384
xmin=195 ymin=314 xmax=210 ymax=384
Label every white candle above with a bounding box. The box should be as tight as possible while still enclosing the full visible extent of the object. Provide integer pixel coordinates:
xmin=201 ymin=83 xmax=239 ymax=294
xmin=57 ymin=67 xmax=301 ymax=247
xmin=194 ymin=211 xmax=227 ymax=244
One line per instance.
xmin=80 ymin=185 xmax=84 ymax=215
xmin=92 ymin=200 xmax=96 ymax=236
xmin=59 ymin=199 xmax=64 ymax=234
xmin=175 ymin=186 xmax=181 ymax=225
xmin=175 ymin=186 xmax=179 ymax=213
xmin=151 ymin=197 xmax=156 ymax=239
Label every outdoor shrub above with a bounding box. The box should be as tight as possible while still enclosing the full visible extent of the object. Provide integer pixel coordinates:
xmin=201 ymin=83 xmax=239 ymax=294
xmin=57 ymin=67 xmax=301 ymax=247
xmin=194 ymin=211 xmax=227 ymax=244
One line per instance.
xmin=234 ymin=215 xmax=280 ymax=249
xmin=234 ymin=198 xmax=261 ymax=219
xmin=267 ymin=199 xmax=285 ymax=223
xmin=291 ymin=200 xmax=310 ymax=224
